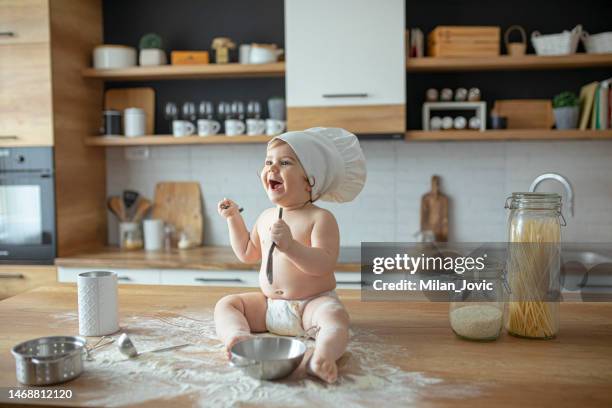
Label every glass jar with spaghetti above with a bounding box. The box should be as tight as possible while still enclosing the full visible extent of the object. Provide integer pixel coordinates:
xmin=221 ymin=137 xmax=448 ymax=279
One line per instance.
xmin=505 ymin=193 xmax=565 ymax=339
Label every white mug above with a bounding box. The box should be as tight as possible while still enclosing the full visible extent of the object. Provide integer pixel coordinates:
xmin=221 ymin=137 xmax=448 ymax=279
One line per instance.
xmin=224 ymin=119 xmax=245 ymax=136
xmin=124 ymin=107 xmax=145 ymax=137
xmin=197 ymin=119 xmax=221 ymax=136
xmin=239 ymin=44 xmax=251 ymax=64
xmin=173 ymin=120 xmax=195 ymax=137
xmin=78 ymin=271 xmax=119 ymax=336
xmin=265 ymin=119 xmax=286 ymax=136
xmin=143 ymin=219 xmax=164 ymax=251
xmin=249 ymin=46 xmax=283 ymax=64
xmin=246 ymin=118 xmax=266 ymax=136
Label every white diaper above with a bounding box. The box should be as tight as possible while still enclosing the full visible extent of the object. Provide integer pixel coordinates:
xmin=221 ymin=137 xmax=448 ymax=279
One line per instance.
xmin=266 ymin=290 xmax=338 ymax=337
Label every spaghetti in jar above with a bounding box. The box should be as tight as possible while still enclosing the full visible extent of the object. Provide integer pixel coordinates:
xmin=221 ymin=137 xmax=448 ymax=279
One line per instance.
xmin=505 ymin=193 xmax=564 ymax=339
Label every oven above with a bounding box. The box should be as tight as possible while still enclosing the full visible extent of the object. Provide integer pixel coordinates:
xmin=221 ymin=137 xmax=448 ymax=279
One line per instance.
xmin=0 ymin=147 xmax=55 ymax=264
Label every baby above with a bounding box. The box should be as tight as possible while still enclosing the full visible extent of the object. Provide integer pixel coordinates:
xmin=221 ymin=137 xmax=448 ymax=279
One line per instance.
xmin=214 ymin=127 xmax=366 ymax=383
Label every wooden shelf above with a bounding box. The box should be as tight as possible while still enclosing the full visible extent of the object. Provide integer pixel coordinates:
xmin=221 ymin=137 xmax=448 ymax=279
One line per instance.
xmin=85 ymin=135 xmax=274 ymax=146
xmin=406 ymin=53 xmax=612 ymax=72
xmin=81 ymin=62 xmax=285 ymax=81
xmin=405 ymin=129 xmax=612 ymax=141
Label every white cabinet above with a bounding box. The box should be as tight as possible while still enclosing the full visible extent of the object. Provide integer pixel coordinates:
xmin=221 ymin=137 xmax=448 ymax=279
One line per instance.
xmin=285 ymin=0 xmax=405 ymax=133
xmin=58 ymin=267 xmax=361 ymax=290
xmin=160 ymin=269 xmax=259 ymax=287
xmin=57 ymin=267 xmax=161 ymax=285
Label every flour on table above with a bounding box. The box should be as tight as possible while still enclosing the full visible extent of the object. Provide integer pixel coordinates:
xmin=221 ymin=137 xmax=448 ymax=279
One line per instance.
xmin=49 ymin=311 xmax=478 ymax=407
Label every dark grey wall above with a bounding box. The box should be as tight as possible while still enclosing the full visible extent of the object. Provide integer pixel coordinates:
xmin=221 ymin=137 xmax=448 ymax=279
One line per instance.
xmin=103 ymin=0 xmax=612 ymax=132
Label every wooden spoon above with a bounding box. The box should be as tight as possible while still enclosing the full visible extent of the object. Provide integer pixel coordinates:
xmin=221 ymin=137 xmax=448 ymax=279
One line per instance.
xmin=107 ymin=196 xmax=126 ymax=222
xmin=132 ymin=198 xmax=153 ymax=222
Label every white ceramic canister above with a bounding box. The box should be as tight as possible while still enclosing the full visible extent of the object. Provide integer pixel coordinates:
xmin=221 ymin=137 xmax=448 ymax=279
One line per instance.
xmin=93 ymin=45 xmax=137 ymax=69
xmin=124 ymin=108 xmax=146 ymax=137
xmin=77 ymin=271 xmax=119 ymax=336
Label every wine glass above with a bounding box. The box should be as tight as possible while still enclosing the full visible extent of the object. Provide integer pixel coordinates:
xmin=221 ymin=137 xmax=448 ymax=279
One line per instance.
xmin=182 ymin=102 xmax=197 ymax=122
xmin=230 ymin=100 xmax=245 ymax=121
xmin=164 ymin=102 xmax=178 ymax=133
xmin=246 ymin=100 xmax=262 ymax=119
xmin=198 ymin=101 xmax=214 ymax=120
xmin=217 ymin=101 xmax=231 ymax=121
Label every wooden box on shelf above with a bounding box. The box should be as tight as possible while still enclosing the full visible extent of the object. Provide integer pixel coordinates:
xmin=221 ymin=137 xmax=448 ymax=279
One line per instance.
xmin=492 ymin=99 xmax=554 ymax=129
xmin=428 ymin=26 xmax=500 ymax=57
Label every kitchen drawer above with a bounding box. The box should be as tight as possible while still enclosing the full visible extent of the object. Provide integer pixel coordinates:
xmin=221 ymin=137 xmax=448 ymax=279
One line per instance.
xmin=0 ymin=0 xmax=50 ymax=44
xmin=160 ymin=269 xmax=259 ymax=287
xmin=0 ymin=265 xmax=56 ymax=300
xmin=0 ymin=43 xmax=53 ymax=146
xmin=57 ymin=267 xmax=161 ymax=285
xmin=335 ymin=272 xmax=362 ymax=290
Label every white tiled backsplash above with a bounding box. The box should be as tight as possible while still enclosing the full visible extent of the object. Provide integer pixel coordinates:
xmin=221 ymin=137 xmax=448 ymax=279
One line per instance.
xmin=106 ymin=140 xmax=612 ymax=246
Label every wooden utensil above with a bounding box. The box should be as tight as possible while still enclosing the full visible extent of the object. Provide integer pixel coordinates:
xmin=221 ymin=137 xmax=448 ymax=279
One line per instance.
xmin=492 ymin=99 xmax=554 ymax=129
xmin=132 ymin=198 xmax=152 ymax=223
xmin=152 ymin=182 xmax=203 ymax=246
xmin=104 ymin=88 xmax=155 ymax=134
xmin=420 ymin=175 xmax=449 ymax=242
xmin=107 ymin=196 xmax=127 ymax=222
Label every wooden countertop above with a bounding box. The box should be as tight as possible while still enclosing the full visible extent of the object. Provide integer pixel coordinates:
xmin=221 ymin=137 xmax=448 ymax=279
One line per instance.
xmin=1 ymin=284 xmax=611 ymax=407
xmin=55 ymin=246 xmax=361 ymax=272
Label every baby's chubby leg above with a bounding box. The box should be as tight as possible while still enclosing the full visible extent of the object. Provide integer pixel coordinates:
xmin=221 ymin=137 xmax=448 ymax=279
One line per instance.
xmin=214 ymin=292 xmax=267 ymax=358
xmin=302 ymin=296 xmax=350 ymax=383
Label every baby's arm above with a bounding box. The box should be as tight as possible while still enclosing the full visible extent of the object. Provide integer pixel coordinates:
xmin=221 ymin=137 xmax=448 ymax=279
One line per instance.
xmin=272 ymin=210 xmax=339 ymax=276
xmin=218 ymin=198 xmax=261 ymax=263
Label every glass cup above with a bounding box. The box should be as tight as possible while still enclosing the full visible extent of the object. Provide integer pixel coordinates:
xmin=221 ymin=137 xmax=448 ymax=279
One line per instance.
xmin=246 ymin=100 xmax=262 ymax=119
xmin=164 ymin=102 xmax=178 ymax=133
xmin=182 ymin=102 xmax=197 ymax=122
xmin=231 ymin=100 xmax=245 ymax=120
xmin=198 ymin=101 xmax=214 ymax=120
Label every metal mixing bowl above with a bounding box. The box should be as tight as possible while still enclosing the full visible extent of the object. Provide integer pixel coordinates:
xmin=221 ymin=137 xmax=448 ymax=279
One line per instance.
xmin=11 ymin=336 xmax=87 ymax=385
xmin=230 ymin=337 xmax=307 ymax=380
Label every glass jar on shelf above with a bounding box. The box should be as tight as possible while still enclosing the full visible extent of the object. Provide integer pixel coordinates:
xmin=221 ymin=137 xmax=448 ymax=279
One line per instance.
xmin=504 ymin=192 xmax=564 ymax=339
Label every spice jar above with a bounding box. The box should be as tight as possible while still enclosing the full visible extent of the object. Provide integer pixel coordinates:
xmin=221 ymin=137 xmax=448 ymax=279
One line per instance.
xmin=449 ymin=271 xmax=505 ymax=341
xmin=505 ymin=193 xmax=564 ymax=339
xmin=119 ymin=222 xmax=143 ymax=250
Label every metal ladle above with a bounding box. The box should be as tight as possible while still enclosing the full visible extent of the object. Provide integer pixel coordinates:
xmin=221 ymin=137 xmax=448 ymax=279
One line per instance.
xmin=117 ymin=333 xmax=189 ymax=358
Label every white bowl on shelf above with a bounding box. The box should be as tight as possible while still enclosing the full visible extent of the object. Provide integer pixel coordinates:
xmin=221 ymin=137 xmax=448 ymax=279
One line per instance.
xmin=93 ymin=45 xmax=137 ymax=69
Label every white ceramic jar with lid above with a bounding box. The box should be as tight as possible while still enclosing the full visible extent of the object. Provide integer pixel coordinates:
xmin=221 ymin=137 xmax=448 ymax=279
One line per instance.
xmin=123 ymin=108 xmax=146 ymax=137
xmin=93 ymin=45 xmax=137 ymax=69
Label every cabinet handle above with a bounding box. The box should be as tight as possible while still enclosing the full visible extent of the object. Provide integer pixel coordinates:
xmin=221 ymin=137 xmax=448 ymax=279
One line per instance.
xmin=0 ymin=273 xmax=25 ymax=279
xmin=322 ymin=93 xmax=369 ymax=98
xmin=194 ymin=277 xmax=244 ymax=283
xmin=0 ymin=135 xmax=18 ymax=140
xmin=0 ymin=32 xmax=15 ymax=37
xmin=117 ymin=276 xmax=132 ymax=282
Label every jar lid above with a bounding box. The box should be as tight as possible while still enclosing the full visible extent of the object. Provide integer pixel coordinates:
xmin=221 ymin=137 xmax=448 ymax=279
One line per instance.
xmin=506 ymin=192 xmax=562 ymax=211
xmin=124 ymin=107 xmax=145 ymax=115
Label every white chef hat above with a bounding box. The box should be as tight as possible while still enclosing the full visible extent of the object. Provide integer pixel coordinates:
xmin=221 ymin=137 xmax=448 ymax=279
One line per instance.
xmin=271 ymin=127 xmax=367 ymax=203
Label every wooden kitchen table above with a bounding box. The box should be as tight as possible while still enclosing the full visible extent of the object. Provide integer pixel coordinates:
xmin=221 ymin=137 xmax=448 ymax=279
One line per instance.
xmin=0 ymin=284 xmax=611 ymax=407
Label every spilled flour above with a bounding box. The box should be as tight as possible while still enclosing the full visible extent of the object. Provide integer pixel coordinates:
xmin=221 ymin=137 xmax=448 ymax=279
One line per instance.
xmin=49 ymin=311 xmax=477 ymax=407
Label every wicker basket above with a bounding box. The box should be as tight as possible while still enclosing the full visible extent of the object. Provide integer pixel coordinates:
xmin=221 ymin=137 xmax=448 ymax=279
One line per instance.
xmin=531 ymin=25 xmax=582 ymax=55
xmin=582 ymin=31 xmax=612 ymax=54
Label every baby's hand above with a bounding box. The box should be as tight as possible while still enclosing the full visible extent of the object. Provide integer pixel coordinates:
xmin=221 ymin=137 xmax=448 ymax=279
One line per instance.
xmin=218 ymin=198 xmax=240 ymax=219
xmin=271 ymin=219 xmax=293 ymax=252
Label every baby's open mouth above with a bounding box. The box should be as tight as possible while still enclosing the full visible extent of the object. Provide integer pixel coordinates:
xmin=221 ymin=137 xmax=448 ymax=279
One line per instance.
xmin=268 ymin=178 xmax=284 ymax=192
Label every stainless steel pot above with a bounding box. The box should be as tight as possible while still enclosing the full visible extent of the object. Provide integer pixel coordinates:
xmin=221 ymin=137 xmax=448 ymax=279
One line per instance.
xmin=11 ymin=336 xmax=87 ymax=385
xmin=230 ymin=337 xmax=306 ymax=380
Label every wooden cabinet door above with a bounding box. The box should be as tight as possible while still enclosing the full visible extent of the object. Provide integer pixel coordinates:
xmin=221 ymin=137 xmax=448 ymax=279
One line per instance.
xmin=0 ymin=43 xmax=53 ymax=146
xmin=0 ymin=0 xmax=49 ymax=45
xmin=0 ymin=265 xmax=56 ymax=300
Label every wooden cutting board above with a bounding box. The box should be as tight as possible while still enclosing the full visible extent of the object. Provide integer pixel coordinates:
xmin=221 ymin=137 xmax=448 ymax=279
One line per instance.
xmin=420 ymin=175 xmax=449 ymax=242
xmin=492 ymin=99 xmax=554 ymax=129
xmin=104 ymin=87 xmax=155 ymax=134
xmin=152 ymin=182 xmax=203 ymax=246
